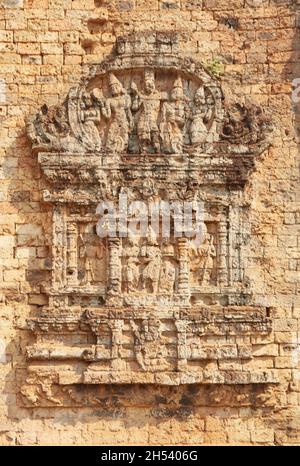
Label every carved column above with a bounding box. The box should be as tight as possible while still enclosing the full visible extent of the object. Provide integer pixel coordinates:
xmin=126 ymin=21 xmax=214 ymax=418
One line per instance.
xmin=52 ymin=205 xmax=67 ymax=289
xmin=66 ymin=222 xmax=78 ymax=286
xmin=218 ymin=218 xmax=228 ymax=287
xmin=109 ymin=320 xmax=124 ymax=369
xmin=177 ymin=238 xmax=190 ymax=300
xmin=107 ymin=238 xmax=121 ymax=297
xmin=175 ymin=320 xmax=188 ymax=371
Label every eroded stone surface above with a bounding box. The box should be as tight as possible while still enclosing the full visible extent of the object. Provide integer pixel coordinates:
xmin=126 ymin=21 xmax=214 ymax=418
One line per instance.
xmin=21 ymin=33 xmax=276 ymax=401
xmin=0 ymin=1 xmax=300 ymax=447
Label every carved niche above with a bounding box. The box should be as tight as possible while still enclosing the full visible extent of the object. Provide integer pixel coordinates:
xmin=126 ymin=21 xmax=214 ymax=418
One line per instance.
xmin=21 ymin=33 xmax=276 ymax=407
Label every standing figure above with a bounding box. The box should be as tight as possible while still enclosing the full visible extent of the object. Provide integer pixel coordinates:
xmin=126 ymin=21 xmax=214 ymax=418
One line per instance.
xmin=131 ymin=69 xmax=162 ymax=154
xmin=159 ymin=260 xmax=176 ymax=293
xmin=101 ymin=73 xmax=133 ymax=153
xmin=189 ymin=87 xmax=212 ymax=145
xmin=160 ymin=77 xmax=186 ymax=154
xmin=201 ymin=234 xmax=216 ymax=285
xmin=79 ymin=234 xmax=106 ymax=286
xmin=189 ymin=233 xmax=216 ymax=285
xmin=140 ymin=227 xmax=162 ymax=294
xmin=122 ymin=233 xmax=140 ymax=293
xmin=80 ymin=90 xmax=101 ymax=150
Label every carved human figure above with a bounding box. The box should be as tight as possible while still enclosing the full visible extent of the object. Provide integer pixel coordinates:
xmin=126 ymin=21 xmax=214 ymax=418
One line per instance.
xmin=189 ymin=233 xmax=216 ymax=285
xmin=79 ymin=234 xmax=106 ymax=285
xmin=159 ymin=260 xmax=176 ymax=293
xmin=140 ymin=227 xmax=162 ymax=294
xmin=160 ymin=77 xmax=186 ymax=153
xmin=101 ymin=73 xmax=133 ymax=153
xmin=201 ymin=234 xmax=216 ymax=284
xmin=189 ymin=87 xmax=212 ymax=145
xmin=130 ymin=319 xmax=165 ymax=371
xmin=131 ymin=69 xmax=162 ymax=153
xmin=80 ymin=90 xmax=102 ymax=150
xmin=122 ymin=233 xmax=140 ymax=293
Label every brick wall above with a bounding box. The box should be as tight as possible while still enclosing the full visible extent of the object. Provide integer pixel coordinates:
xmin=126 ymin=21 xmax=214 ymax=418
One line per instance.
xmin=0 ymin=0 xmax=300 ymax=446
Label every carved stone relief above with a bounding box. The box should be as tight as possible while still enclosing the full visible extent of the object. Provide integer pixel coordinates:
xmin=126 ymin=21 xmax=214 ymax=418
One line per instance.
xmin=22 ymin=33 xmax=275 ymax=406
xmin=27 ymin=62 xmax=225 ymax=158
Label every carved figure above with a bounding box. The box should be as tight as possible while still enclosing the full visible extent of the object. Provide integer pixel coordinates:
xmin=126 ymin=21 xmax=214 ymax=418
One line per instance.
xmin=221 ymin=102 xmax=273 ymax=145
xmin=160 ymin=77 xmax=186 ymax=153
xmin=130 ymin=319 xmax=165 ymax=370
xmin=122 ymin=233 xmax=140 ymax=293
xmin=131 ymin=69 xmax=162 ymax=153
xmin=140 ymin=227 xmax=162 ymax=293
xmin=24 ymin=35 xmax=276 ymax=394
xmin=28 ymin=103 xmax=70 ymax=147
xmin=159 ymin=260 xmax=176 ymax=293
xmin=189 ymin=87 xmax=212 ymax=145
xmin=79 ymin=235 xmax=106 ymax=285
xmin=101 ymin=73 xmax=133 ymax=153
xmin=201 ymin=234 xmax=216 ymax=284
xmin=80 ymin=90 xmax=102 ymax=150
xmin=189 ymin=233 xmax=216 ymax=285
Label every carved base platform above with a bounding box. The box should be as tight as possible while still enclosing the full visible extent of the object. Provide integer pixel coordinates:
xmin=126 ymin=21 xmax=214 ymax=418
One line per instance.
xmin=20 ymin=305 xmax=278 ymax=406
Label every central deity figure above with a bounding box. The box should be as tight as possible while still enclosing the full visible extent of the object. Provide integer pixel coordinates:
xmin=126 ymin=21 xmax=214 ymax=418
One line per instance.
xmin=160 ymin=77 xmax=186 ymax=154
xmin=131 ymin=69 xmax=162 ymax=154
xmin=140 ymin=227 xmax=162 ymax=294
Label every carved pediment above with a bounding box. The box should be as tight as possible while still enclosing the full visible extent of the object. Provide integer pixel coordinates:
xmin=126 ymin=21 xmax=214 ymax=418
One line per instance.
xmin=28 ymin=44 xmax=224 ymax=155
xmin=27 ymin=34 xmax=272 ymax=191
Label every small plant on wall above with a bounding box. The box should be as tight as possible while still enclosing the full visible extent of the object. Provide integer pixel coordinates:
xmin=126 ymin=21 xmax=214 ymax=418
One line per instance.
xmin=206 ymin=58 xmax=225 ymax=78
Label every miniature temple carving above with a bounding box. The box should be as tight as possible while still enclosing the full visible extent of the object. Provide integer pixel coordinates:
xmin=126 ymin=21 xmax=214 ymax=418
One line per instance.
xmin=21 ymin=33 xmax=276 ymax=407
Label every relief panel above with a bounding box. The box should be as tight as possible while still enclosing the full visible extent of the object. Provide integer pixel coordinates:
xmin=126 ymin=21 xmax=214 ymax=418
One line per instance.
xmin=21 ymin=33 xmax=276 ymax=406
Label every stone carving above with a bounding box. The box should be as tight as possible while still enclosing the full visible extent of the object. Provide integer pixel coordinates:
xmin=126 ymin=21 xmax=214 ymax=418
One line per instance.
xmin=19 ymin=379 xmax=278 ymax=409
xmin=159 ymin=260 xmax=176 ymax=293
xmin=27 ymin=103 xmax=70 ymax=149
xmin=27 ymin=48 xmax=272 ymax=161
xmin=23 ymin=33 xmax=275 ymax=403
xmin=188 ymin=87 xmax=214 ymax=146
xmin=21 ymin=374 xmax=62 ymax=406
xmin=189 ymin=233 xmax=217 ymax=286
xmin=20 ymin=306 xmax=277 ymax=405
xmin=121 ymin=231 xmax=178 ymax=297
xmin=80 ymin=90 xmax=102 ymax=151
xmin=79 ymin=233 xmax=107 ymax=286
xmin=122 ymin=232 xmax=140 ymax=293
xmin=101 ymin=73 xmax=133 ymax=153
xmin=160 ymin=77 xmax=187 ymax=154
xmin=140 ymin=228 xmax=162 ymax=294
xmin=131 ymin=69 xmax=163 ymax=154
xmin=221 ymin=102 xmax=273 ymax=146
xmin=131 ymin=318 xmax=167 ymax=371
